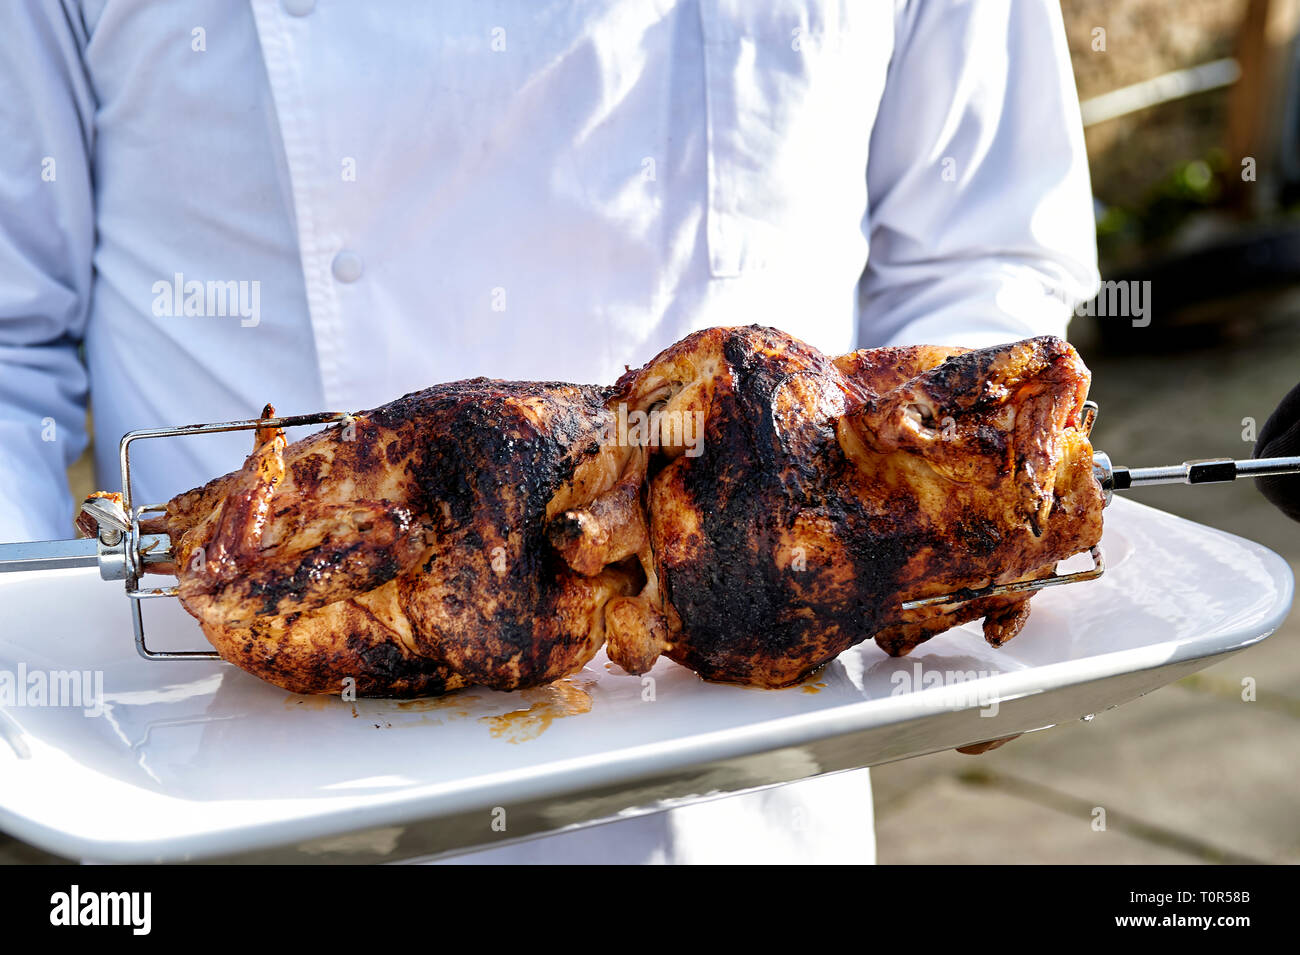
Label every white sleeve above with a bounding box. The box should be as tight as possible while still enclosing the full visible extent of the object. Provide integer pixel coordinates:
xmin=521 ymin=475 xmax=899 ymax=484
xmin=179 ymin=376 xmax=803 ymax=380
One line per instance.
xmin=857 ymin=0 xmax=1100 ymax=350
xmin=0 ymin=1 xmax=96 ymax=542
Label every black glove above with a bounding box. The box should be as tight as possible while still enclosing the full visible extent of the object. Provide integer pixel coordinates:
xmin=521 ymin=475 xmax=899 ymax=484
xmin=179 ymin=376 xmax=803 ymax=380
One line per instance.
xmin=1255 ymin=380 xmax=1300 ymax=523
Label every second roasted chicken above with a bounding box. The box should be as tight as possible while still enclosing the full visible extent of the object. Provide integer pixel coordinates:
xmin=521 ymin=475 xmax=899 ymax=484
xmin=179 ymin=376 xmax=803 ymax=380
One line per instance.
xmin=563 ymin=326 xmax=1104 ymax=687
xmin=138 ymin=326 xmax=1105 ymax=695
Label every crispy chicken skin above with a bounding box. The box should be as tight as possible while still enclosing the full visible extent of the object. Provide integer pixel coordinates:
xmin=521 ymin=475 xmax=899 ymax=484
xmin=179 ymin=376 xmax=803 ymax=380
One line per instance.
xmin=591 ymin=326 xmax=1104 ymax=687
xmin=149 ymin=381 xmax=639 ymax=696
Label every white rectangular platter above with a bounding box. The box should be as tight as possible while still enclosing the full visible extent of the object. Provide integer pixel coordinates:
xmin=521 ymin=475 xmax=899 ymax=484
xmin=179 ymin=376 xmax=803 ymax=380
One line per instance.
xmin=0 ymin=496 xmax=1291 ymax=862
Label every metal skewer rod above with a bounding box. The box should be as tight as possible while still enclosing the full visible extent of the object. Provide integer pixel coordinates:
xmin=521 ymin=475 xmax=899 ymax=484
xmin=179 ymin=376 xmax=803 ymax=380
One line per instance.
xmin=0 ymin=538 xmax=99 ymax=573
xmin=1110 ymin=455 xmax=1300 ymax=490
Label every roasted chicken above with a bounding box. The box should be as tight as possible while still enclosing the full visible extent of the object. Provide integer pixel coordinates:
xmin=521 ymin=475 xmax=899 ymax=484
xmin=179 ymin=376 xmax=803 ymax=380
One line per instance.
xmin=134 ymin=326 xmax=1104 ymax=696
xmin=144 ymin=382 xmax=644 ymax=696
xmin=579 ymin=326 xmax=1104 ymax=686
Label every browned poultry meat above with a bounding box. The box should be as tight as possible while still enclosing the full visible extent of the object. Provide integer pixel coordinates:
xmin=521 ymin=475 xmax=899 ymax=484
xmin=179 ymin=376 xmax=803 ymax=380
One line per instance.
xmin=569 ymin=326 xmax=1104 ymax=687
xmin=137 ymin=325 xmax=1103 ymax=697
xmin=146 ymin=382 xmax=644 ymax=696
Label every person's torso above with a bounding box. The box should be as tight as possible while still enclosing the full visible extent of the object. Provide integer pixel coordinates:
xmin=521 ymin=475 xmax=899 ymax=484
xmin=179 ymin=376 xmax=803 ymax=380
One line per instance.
xmin=76 ymin=0 xmax=893 ymax=863
xmin=77 ymin=0 xmax=895 ymax=502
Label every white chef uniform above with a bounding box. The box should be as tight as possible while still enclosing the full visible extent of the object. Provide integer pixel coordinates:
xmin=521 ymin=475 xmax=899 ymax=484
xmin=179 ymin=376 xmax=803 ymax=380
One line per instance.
xmin=0 ymin=0 xmax=1098 ymax=863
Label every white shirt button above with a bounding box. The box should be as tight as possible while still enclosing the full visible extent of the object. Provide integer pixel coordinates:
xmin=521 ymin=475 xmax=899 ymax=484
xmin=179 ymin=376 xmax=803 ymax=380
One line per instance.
xmin=281 ymin=0 xmax=316 ymax=17
xmin=331 ymin=251 xmax=363 ymax=283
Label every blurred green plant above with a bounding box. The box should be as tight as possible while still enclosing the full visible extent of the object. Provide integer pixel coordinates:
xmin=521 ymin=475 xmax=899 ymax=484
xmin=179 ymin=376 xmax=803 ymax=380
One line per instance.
xmin=1096 ymin=148 xmax=1229 ymax=265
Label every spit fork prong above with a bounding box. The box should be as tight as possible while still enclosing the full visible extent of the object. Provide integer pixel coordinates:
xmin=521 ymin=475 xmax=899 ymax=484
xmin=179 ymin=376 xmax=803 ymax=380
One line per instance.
xmin=900 ymin=546 xmax=1105 ymax=612
xmin=70 ymin=410 xmax=353 ymax=661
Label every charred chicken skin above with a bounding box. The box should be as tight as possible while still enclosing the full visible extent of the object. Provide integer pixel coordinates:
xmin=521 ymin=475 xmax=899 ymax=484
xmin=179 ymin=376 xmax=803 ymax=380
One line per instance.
xmin=138 ymin=326 xmax=1103 ymax=696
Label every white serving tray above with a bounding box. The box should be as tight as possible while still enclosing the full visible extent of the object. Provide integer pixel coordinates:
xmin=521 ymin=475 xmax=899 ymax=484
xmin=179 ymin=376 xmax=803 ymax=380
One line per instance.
xmin=0 ymin=497 xmax=1291 ymax=863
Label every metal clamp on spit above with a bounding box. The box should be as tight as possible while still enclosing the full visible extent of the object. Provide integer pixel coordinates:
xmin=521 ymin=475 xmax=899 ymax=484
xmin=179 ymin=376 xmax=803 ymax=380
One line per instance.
xmin=10 ymin=411 xmax=350 ymax=661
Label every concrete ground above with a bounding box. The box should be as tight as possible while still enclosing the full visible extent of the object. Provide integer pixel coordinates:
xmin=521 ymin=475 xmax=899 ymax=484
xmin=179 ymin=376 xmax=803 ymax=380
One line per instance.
xmin=874 ymin=299 xmax=1300 ymax=865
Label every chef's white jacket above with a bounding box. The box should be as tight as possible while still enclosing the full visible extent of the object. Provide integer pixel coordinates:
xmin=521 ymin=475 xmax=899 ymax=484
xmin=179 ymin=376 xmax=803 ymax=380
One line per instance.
xmin=0 ymin=0 xmax=1098 ymax=863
